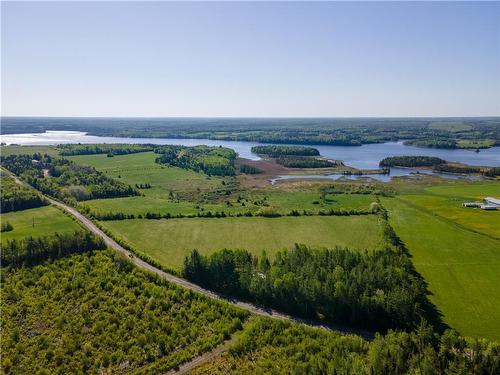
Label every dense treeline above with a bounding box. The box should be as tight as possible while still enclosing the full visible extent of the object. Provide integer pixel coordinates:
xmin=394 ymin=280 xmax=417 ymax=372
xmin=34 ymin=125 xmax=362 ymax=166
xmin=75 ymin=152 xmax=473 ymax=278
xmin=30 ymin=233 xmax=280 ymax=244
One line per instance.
xmin=58 ymin=144 xmax=154 ymax=156
xmin=0 ymin=154 xmax=139 ymax=201
xmin=0 ymin=172 xmax=48 ymax=212
xmin=1 ymin=250 xmax=248 ymax=374
xmin=89 ymin=207 xmax=371 ymax=221
xmin=251 ymin=145 xmax=320 ymax=157
xmin=432 ymin=163 xmax=500 ymax=177
xmin=433 ymin=164 xmax=482 ymax=174
xmin=404 ymin=139 xmax=458 ymax=149
xmin=379 ymin=156 xmax=446 ymax=168
xmin=239 ymin=164 xmax=262 ymax=174
xmin=378 ymin=156 xmax=498 ymax=176
xmin=193 ymin=318 xmax=500 ymax=375
xmin=183 ymin=244 xmax=431 ymax=331
xmin=1 ymin=231 xmax=106 ymax=266
xmin=277 ymin=156 xmax=337 ymax=168
xmin=154 ymin=145 xmax=237 ymax=176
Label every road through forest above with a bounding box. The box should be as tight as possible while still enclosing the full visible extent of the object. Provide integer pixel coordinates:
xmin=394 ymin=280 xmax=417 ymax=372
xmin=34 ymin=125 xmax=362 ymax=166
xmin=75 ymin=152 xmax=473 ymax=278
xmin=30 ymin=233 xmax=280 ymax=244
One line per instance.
xmin=6 ymin=168 xmax=373 ymax=341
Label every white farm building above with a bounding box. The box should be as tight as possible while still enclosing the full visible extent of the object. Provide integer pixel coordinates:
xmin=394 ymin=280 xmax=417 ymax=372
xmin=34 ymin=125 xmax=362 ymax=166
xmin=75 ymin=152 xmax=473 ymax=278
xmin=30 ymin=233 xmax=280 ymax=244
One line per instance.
xmin=484 ymin=197 xmax=500 ymax=207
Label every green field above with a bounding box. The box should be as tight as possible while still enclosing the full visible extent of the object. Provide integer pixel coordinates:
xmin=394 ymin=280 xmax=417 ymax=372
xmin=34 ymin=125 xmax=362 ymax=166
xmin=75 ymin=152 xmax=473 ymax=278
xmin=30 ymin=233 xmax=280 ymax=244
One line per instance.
xmin=72 ymin=151 xmax=377 ymax=216
xmin=83 ymin=189 xmax=376 ymax=217
xmin=68 ymin=152 xmax=226 ymax=194
xmin=426 ymin=182 xmax=500 ymax=200
xmin=0 ymin=145 xmax=59 ymax=156
xmin=382 ymin=196 xmax=500 ymax=341
xmin=400 ymin=183 xmax=500 ymax=238
xmin=100 ymin=215 xmax=384 ymax=270
xmin=1 ymin=205 xmax=81 ymax=243
xmin=456 ymin=139 xmax=496 ymax=149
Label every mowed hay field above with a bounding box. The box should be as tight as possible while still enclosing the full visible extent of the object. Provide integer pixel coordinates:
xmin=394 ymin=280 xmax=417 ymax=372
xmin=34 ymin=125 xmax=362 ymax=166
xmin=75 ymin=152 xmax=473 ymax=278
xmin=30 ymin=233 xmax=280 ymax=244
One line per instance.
xmin=1 ymin=206 xmax=81 ymax=243
xmin=381 ymin=196 xmax=500 ymax=341
xmin=410 ymin=182 xmax=500 ymax=238
xmin=100 ymin=215 xmax=384 ymax=270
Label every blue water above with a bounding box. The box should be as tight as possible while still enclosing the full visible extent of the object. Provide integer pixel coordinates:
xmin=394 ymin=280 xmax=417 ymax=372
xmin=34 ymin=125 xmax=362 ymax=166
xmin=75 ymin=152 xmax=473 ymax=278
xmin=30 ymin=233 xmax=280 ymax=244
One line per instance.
xmin=1 ymin=131 xmax=499 ymax=181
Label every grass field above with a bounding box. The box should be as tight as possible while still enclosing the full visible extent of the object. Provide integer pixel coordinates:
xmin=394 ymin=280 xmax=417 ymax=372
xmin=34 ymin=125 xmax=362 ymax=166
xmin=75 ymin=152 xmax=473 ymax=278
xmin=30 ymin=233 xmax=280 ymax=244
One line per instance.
xmin=100 ymin=215 xmax=384 ymax=270
xmin=0 ymin=145 xmax=59 ymax=156
xmin=456 ymin=139 xmax=496 ymax=149
xmin=72 ymin=152 xmax=377 ymax=216
xmin=1 ymin=205 xmax=81 ymax=243
xmin=398 ymin=183 xmax=500 ymax=239
xmin=382 ymin=196 xmax=500 ymax=341
xmin=68 ymin=152 xmax=226 ymax=195
xmin=83 ymin=189 xmax=376 ymax=217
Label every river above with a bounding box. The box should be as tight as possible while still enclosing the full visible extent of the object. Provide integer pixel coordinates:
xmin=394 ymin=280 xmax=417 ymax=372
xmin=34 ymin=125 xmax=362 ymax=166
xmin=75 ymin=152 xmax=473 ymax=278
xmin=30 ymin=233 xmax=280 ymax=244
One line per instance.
xmin=2 ymin=131 xmax=499 ymax=181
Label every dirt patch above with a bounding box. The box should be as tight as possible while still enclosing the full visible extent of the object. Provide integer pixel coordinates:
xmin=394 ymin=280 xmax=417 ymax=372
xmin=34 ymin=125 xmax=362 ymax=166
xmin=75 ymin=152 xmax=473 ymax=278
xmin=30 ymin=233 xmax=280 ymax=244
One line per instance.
xmin=236 ymin=157 xmax=288 ymax=175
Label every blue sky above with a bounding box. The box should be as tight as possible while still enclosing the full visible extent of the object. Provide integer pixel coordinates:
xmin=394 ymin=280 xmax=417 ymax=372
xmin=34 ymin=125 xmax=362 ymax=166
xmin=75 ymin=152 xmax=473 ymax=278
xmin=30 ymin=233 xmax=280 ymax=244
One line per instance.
xmin=2 ymin=1 xmax=499 ymax=117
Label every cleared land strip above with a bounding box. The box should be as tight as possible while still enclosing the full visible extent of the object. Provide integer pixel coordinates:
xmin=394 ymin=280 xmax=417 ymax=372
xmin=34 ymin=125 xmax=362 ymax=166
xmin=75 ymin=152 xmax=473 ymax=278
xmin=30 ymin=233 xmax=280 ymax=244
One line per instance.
xmin=164 ymin=324 xmax=244 ymax=375
xmin=4 ymin=169 xmax=373 ymax=340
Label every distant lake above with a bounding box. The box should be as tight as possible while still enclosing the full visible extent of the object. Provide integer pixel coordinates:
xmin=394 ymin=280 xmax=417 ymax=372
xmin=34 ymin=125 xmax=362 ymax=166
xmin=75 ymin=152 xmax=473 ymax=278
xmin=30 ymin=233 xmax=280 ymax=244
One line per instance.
xmin=2 ymin=131 xmax=499 ymax=181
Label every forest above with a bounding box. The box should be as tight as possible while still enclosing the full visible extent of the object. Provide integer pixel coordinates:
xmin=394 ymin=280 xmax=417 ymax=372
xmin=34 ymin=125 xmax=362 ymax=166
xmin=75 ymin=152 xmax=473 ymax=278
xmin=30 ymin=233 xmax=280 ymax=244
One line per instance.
xmin=239 ymin=164 xmax=263 ymax=174
xmin=379 ymin=156 xmax=446 ymax=168
xmin=0 ymin=172 xmax=47 ymax=213
xmin=276 ymin=156 xmax=337 ymax=168
xmin=58 ymin=143 xmax=155 ymax=156
xmin=154 ymin=145 xmax=237 ymax=176
xmin=1 ymin=230 xmax=106 ymax=266
xmin=193 ymin=317 xmax=500 ymax=374
xmin=404 ymin=139 xmax=458 ymax=149
xmin=0 ymin=248 xmax=247 ymax=374
xmin=182 ymin=244 xmax=433 ymax=331
xmin=0 ymin=154 xmax=139 ymax=202
xmin=251 ymin=145 xmax=320 ymax=157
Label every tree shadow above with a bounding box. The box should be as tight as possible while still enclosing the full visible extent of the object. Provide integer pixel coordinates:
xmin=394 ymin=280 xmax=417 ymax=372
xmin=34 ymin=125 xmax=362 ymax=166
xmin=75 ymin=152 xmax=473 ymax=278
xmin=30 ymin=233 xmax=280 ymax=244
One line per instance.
xmin=394 ymin=235 xmax=449 ymax=334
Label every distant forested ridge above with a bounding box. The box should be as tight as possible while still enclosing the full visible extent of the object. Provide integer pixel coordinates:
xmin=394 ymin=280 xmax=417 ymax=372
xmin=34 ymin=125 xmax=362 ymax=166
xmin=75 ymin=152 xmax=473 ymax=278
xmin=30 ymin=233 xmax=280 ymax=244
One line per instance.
xmin=0 ymin=171 xmax=48 ymax=212
xmin=2 ymin=117 xmax=498 ymax=148
xmin=0 ymin=154 xmax=139 ymax=202
xmin=183 ymin=244 xmax=431 ymax=331
xmin=251 ymin=145 xmax=320 ymax=157
xmin=154 ymin=145 xmax=237 ymax=176
xmin=1 ymin=249 xmax=247 ymax=374
xmin=379 ymin=156 xmax=446 ymax=168
xmin=276 ymin=156 xmax=337 ymax=168
xmin=58 ymin=144 xmax=154 ymax=156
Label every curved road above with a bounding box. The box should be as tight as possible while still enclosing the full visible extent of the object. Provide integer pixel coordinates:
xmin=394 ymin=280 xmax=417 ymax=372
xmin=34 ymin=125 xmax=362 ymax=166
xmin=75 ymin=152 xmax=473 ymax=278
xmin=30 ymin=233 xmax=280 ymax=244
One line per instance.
xmin=5 ymin=169 xmax=373 ymax=340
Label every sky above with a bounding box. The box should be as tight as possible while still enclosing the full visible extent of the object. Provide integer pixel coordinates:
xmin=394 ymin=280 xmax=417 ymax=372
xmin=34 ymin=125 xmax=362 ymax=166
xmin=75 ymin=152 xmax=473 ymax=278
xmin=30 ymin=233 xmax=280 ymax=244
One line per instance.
xmin=1 ymin=1 xmax=499 ymax=117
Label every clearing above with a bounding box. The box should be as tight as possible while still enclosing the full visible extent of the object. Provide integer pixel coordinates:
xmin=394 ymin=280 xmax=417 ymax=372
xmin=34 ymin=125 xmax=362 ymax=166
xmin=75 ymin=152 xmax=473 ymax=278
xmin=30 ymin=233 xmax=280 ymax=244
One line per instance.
xmin=1 ymin=205 xmax=81 ymax=243
xmin=100 ymin=215 xmax=384 ymax=270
